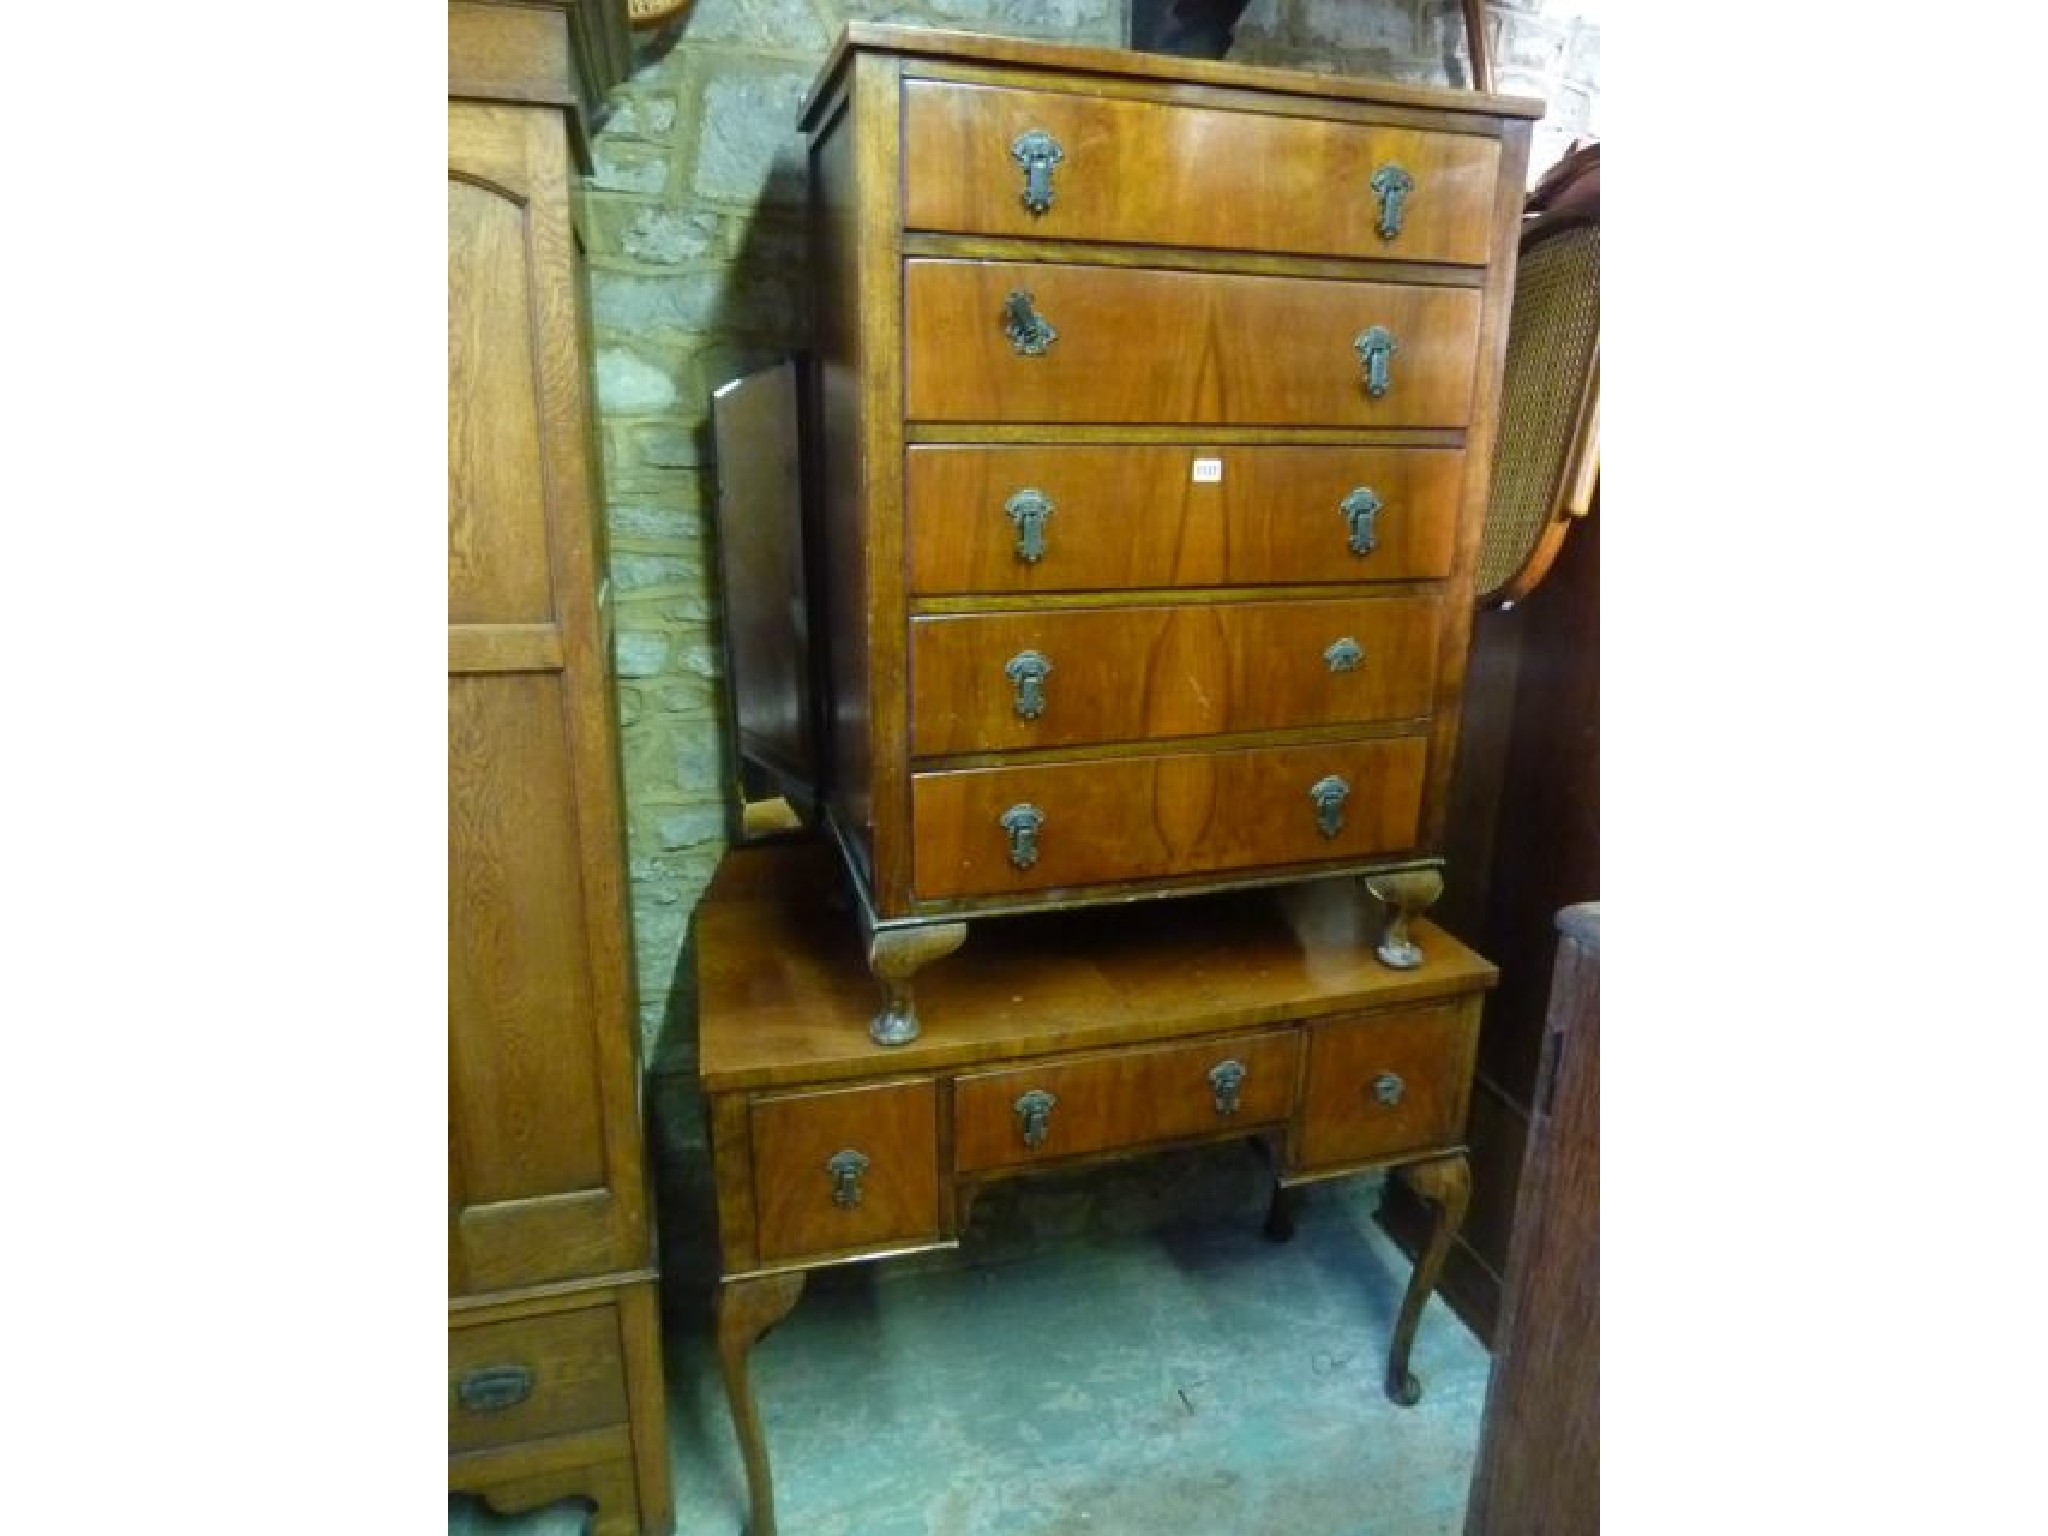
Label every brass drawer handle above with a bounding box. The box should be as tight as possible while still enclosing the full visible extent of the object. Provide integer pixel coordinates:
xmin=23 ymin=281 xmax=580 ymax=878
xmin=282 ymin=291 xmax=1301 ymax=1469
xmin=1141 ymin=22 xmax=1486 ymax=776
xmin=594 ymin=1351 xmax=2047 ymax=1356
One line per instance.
xmin=1001 ymin=802 xmax=1045 ymax=870
xmin=1004 ymin=290 xmax=1058 ymax=356
xmin=1372 ymin=1072 xmax=1406 ymax=1107
xmin=1011 ymin=128 xmax=1064 ymax=216
xmin=1015 ymin=1087 xmax=1058 ymax=1149
xmin=1209 ymin=1059 xmax=1246 ymax=1117
xmin=455 ymin=1364 xmax=535 ymax=1414
xmin=1006 ymin=488 xmax=1054 ymax=563
xmin=1354 ymin=326 xmax=1397 ymax=399
xmin=826 ymin=1148 xmax=870 ymax=1209
xmin=1005 ymin=649 xmax=1052 ymax=719
xmin=1324 ymin=637 xmax=1363 ymax=673
xmin=1309 ymin=774 xmax=1350 ymax=839
xmin=1371 ymin=163 xmax=1414 ymax=241
xmin=1340 ymin=486 xmax=1382 ymax=556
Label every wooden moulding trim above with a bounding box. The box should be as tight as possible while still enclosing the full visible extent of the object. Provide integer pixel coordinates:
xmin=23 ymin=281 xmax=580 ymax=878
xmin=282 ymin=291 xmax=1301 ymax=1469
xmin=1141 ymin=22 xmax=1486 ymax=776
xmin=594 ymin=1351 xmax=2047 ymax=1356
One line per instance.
xmin=448 ymin=1268 xmax=660 ymax=1321
xmin=449 ymin=1426 xmax=634 ymax=1486
xmin=896 ymin=234 xmax=1490 ymax=285
xmin=801 ymin=22 xmax=1546 ymax=131
xmin=898 ymin=852 xmax=1457 ymax=921
xmin=722 ymin=1236 xmax=963 ymax=1282
xmin=1277 ymin=1138 xmax=1470 ymax=1186
xmin=905 ymin=424 xmax=1468 ymax=448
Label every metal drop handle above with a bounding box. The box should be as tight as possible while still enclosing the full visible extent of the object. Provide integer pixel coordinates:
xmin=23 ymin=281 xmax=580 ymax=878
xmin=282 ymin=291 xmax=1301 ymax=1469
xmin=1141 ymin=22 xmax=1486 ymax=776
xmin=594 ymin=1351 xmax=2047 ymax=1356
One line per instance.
xmin=1209 ymin=1059 xmax=1246 ymax=1117
xmin=1011 ymin=128 xmax=1063 ymax=216
xmin=1372 ymin=1072 xmax=1406 ymax=1107
xmin=1370 ymin=163 xmax=1414 ymax=241
xmin=1354 ymin=326 xmax=1396 ymax=398
xmin=456 ymin=1365 xmax=535 ymax=1414
xmin=1006 ymin=649 xmax=1052 ymax=719
xmin=1341 ymin=486 xmax=1383 ymax=556
xmin=1001 ymin=803 xmax=1044 ymax=870
xmin=1004 ymin=290 xmax=1058 ymax=356
xmin=1006 ymin=488 xmax=1054 ymax=563
xmin=1015 ymin=1088 xmax=1058 ymax=1149
xmin=1309 ymin=774 xmax=1350 ymax=839
xmin=1324 ymin=637 xmax=1363 ymax=673
xmin=826 ymin=1148 xmax=870 ymax=1209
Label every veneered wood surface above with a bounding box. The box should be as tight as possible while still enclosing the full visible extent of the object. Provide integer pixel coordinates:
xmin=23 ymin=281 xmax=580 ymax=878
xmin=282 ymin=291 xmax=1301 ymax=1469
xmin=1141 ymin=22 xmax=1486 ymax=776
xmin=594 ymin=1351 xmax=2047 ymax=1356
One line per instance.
xmin=905 ymin=259 xmax=1483 ymax=427
xmin=1465 ymin=912 xmax=1598 ymax=1535
xmin=902 ymin=79 xmax=1501 ymax=264
xmin=911 ymin=735 xmax=1428 ymax=898
xmin=751 ymin=1078 xmax=941 ymax=1262
xmin=696 ymin=840 xmax=1494 ymax=1093
xmin=1296 ymin=998 xmax=1480 ymax=1170
xmin=953 ymin=1029 xmax=1301 ymax=1172
xmin=906 ymin=443 xmax=1465 ymax=594
xmin=448 ymin=1300 xmax=629 ymax=1454
xmin=910 ymin=595 xmax=1442 ymax=755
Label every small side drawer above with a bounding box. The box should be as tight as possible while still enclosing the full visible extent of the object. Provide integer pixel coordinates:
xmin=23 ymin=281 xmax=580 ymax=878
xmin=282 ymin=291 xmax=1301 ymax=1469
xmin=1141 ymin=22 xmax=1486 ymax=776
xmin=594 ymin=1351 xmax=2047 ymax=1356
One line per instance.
xmin=752 ymin=1079 xmax=941 ymax=1263
xmin=448 ymin=1302 xmax=628 ymax=1454
xmin=1297 ymin=999 xmax=1479 ymax=1171
xmin=953 ymin=1030 xmax=1302 ymax=1173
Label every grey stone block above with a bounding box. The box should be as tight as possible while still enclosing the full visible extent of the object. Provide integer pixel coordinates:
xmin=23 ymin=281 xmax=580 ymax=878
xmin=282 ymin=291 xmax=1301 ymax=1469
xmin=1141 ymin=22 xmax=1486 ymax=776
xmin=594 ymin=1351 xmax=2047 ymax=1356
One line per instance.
xmin=615 ymin=630 xmax=672 ymax=678
xmin=595 ymin=349 xmax=680 ymax=412
xmin=637 ymin=425 xmax=706 ymax=468
xmin=685 ymin=0 xmax=832 ymax=50
xmin=610 ymin=501 xmax=705 ymax=540
xmin=659 ymin=805 xmax=728 ymax=850
xmin=589 ymin=141 xmax=669 ymax=194
xmin=612 ymin=551 xmax=701 ymax=592
xmin=691 ymin=69 xmax=812 ymax=203
xmin=622 ymin=207 xmax=720 ymax=263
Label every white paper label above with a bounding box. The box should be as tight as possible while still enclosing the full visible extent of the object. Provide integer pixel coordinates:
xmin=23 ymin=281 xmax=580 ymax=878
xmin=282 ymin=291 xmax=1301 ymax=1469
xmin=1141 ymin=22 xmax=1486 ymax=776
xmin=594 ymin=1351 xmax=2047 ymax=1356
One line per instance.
xmin=1191 ymin=457 xmax=1223 ymax=483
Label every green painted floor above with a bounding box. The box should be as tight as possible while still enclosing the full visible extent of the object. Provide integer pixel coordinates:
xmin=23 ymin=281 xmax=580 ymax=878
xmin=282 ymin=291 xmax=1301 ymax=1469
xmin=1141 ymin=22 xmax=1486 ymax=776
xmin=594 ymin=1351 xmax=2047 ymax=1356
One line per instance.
xmin=452 ymin=1133 xmax=1492 ymax=1536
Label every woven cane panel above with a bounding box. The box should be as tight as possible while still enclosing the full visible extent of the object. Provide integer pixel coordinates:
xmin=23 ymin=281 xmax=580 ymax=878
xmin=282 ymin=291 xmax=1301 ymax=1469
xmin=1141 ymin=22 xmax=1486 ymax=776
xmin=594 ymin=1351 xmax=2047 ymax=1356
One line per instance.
xmin=1476 ymin=226 xmax=1600 ymax=598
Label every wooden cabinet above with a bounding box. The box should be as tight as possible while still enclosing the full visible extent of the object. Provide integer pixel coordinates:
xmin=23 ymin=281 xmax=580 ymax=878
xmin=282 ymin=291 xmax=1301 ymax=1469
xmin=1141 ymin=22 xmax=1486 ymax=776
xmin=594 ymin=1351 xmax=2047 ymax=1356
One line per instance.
xmin=448 ymin=5 xmax=671 ymax=1531
xmin=792 ymin=26 xmax=1540 ymax=1043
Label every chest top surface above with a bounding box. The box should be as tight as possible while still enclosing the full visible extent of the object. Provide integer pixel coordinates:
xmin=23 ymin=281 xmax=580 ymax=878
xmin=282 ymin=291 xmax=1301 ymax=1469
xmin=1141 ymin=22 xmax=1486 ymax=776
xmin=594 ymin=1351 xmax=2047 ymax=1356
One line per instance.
xmin=696 ymin=840 xmax=1496 ymax=1092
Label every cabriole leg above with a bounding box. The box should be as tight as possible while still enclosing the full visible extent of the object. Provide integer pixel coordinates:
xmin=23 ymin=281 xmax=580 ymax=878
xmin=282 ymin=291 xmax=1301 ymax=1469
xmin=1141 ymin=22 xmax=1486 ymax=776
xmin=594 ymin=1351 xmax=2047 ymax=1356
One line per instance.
xmin=866 ymin=921 xmax=968 ymax=1045
xmin=1364 ymin=867 xmax=1445 ymax=971
xmin=1383 ymin=1151 xmax=1471 ymax=1405
xmin=716 ymin=1272 xmax=806 ymax=1536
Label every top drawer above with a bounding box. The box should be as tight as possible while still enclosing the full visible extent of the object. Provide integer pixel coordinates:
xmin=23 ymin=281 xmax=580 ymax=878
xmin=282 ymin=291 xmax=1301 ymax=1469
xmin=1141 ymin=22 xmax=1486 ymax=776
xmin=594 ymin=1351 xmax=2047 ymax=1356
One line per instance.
xmin=902 ymin=80 xmax=1502 ymax=266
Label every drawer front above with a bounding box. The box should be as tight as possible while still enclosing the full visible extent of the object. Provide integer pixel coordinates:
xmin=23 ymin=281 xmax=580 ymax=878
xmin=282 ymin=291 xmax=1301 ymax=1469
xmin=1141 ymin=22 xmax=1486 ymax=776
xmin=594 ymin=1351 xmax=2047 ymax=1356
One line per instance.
xmin=1297 ymin=999 xmax=1479 ymax=1170
xmin=910 ymin=596 xmax=1443 ymax=756
xmin=954 ymin=1030 xmax=1303 ymax=1173
xmin=906 ymin=444 xmax=1466 ymax=595
xmin=752 ymin=1079 xmax=941 ymax=1263
xmin=905 ymin=260 xmax=1483 ymax=427
xmin=912 ymin=736 xmax=1427 ymax=899
xmin=902 ymin=80 xmax=1501 ymax=266
xmin=448 ymin=1303 xmax=628 ymax=1454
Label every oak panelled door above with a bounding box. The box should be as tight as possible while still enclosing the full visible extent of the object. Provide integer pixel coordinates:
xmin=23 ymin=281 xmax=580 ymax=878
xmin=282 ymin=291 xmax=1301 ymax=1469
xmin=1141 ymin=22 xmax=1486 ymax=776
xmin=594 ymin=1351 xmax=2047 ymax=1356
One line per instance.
xmin=448 ymin=99 xmax=649 ymax=1297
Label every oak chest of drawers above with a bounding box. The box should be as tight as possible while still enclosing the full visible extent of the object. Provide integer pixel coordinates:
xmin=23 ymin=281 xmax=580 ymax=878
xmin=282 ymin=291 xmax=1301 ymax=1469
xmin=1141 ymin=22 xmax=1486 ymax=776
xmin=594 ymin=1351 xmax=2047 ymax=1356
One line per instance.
xmin=797 ymin=25 xmax=1541 ymax=1042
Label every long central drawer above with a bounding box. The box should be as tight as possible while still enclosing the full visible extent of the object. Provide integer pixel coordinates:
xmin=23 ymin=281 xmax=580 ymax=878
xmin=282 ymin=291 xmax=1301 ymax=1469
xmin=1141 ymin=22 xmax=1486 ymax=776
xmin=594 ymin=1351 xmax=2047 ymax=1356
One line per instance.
xmin=912 ymin=735 xmax=1428 ymax=899
xmin=910 ymin=595 xmax=1442 ymax=756
xmin=905 ymin=260 xmax=1483 ymax=427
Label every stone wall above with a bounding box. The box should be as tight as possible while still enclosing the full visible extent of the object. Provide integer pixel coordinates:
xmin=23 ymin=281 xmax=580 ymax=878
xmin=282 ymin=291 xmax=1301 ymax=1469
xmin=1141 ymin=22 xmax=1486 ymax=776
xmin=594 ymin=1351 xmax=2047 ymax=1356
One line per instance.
xmin=585 ymin=0 xmax=1599 ymax=1083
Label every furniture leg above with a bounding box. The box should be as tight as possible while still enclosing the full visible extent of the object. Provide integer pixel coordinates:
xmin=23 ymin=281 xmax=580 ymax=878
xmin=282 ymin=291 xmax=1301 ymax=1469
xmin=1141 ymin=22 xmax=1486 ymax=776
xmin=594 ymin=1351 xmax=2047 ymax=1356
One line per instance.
xmin=1363 ymin=866 xmax=1445 ymax=971
xmin=1263 ymin=1181 xmax=1304 ymax=1243
xmin=866 ymin=921 xmax=969 ymax=1045
xmin=716 ymin=1272 xmax=807 ymax=1536
xmin=1383 ymin=1151 xmax=1471 ymax=1405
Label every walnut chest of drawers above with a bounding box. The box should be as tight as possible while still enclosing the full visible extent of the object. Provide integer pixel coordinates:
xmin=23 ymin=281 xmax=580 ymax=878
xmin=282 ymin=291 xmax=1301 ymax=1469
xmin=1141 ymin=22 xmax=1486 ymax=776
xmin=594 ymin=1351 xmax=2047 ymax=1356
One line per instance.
xmin=797 ymin=25 xmax=1541 ymax=1042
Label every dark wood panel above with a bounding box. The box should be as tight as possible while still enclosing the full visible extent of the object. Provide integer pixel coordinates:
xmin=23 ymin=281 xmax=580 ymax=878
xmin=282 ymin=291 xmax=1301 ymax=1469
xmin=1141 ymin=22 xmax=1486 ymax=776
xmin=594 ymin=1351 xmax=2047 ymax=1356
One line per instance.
xmin=1297 ymin=999 xmax=1478 ymax=1170
xmin=752 ymin=1079 xmax=942 ymax=1262
xmin=911 ymin=736 xmax=1428 ymax=899
xmin=908 ymin=443 xmax=1464 ymax=595
xmin=905 ymin=260 xmax=1483 ymax=427
xmin=953 ymin=1030 xmax=1301 ymax=1172
xmin=902 ymin=79 xmax=1500 ymax=264
xmin=910 ymin=596 xmax=1443 ymax=755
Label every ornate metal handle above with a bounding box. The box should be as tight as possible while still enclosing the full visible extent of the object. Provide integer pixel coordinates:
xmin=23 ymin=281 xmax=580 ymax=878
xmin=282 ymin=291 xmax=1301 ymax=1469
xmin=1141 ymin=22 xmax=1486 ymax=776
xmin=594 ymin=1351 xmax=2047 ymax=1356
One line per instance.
xmin=1372 ymin=1072 xmax=1406 ymax=1107
xmin=1370 ymin=163 xmax=1414 ymax=241
xmin=1324 ymin=637 xmax=1363 ymax=673
xmin=1309 ymin=774 xmax=1350 ymax=839
xmin=1015 ymin=1087 xmax=1058 ymax=1149
xmin=1011 ymin=128 xmax=1064 ymax=216
xmin=1004 ymin=290 xmax=1058 ymax=356
xmin=1006 ymin=488 xmax=1054 ymax=563
xmin=456 ymin=1365 xmax=535 ymax=1414
xmin=1005 ymin=649 xmax=1052 ymax=719
xmin=1001 ymin=803 xmax=1044 ymax=870
xmin=1340 ymin=486 xmax=1382 ymax=556
xmin=1354 ymin=326 xmax=1396 ymax=399
xmin=1209 ymin=1059 xmax=1246 ymax=1117
xmin=826 ymin=1148 xmax=870 ymax=1209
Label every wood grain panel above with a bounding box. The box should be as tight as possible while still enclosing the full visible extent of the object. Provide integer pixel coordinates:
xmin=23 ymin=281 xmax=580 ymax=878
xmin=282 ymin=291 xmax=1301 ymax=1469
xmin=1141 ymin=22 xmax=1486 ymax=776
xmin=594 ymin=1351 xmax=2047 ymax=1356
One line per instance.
xmin=910 ymin=595 xmax=1442 ymax=755
xmin=952 ymin=1029 xmax=1301 ymax=1172
xmin=1296 ymin=998 xmax=1478 ymax=1170
xmin=905 ymin=260 xmax=1482 ymax=427
xmin=907 ymin=443 xmax=1465 ymax=594
xmin=752 ymin=1079 xmax=941 ymax=1263
xmin=911 ymin=735 xmax=1427 ymax=899
xmin=449 ymin=674 xmax=608 ymax=1207
xmin=903 ymin=80 xmax=1501 ymax=264
xmin=449 ymin=121 xmax=555 ymax=626
xmin=449 ymin=1301 xmax=628 ymax=1454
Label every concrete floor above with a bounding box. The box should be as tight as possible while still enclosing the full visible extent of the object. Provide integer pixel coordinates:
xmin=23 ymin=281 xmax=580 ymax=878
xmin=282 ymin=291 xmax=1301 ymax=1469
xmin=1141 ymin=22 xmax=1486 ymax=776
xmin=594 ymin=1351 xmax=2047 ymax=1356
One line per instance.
xmin=452 ymin=1135 xmax=1492 ymax=1536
